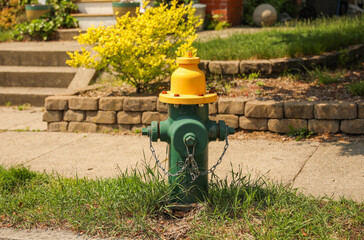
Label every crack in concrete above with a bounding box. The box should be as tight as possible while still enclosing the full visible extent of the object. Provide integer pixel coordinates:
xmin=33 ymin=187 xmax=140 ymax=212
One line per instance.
xmin=19 ymin=135 xmax=87 ymax=166
xmin=292 ymin=142 xmax=323 ymax=184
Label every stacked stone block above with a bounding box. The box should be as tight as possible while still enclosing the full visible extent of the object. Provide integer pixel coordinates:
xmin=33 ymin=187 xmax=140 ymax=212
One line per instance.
xmin=44 ymin=97 xmax=364 ymax=134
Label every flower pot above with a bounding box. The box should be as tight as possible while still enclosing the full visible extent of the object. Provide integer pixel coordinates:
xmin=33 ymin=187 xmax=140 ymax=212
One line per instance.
xmin=25 ymin=4 xmax=52 ymax=21
xmin=193 ymin=3 xmax=206 ymax=31
xmin=112 ymin=2 xmax=140 ymax=18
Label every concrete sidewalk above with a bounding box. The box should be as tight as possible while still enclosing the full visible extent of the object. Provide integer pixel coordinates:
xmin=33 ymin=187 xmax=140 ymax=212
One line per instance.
xmin=0 ymin=106 xmax=363 ymax=202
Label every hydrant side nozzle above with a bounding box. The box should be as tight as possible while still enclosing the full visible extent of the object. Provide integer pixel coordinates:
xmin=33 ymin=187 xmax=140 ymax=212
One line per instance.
xmin=142 ymin=127 xmax=149 ymax=136
xmin=228 ymin=127 xmax=235 ymax=135
xmin=150 ymin=121 xmax=159 ymax=142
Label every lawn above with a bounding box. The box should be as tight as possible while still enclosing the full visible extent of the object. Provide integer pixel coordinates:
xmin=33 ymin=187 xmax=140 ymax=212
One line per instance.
xmin=194 ymin=15 xmax=364 ymax=60
xmin=0 ymin=165 xmax=362 ymax=239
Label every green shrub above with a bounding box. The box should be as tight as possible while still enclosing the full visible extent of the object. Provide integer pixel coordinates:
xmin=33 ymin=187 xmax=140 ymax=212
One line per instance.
xmin=206 ymin=13 xmax=230 ymax=30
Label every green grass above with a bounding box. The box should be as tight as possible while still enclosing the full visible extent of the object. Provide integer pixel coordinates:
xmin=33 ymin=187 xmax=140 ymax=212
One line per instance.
xmin=347 ymin=81 xmax=364 ymax=96
xmin=0 ymin=165 xmax=363 ymax=239
xmin=194 ymin=15 xmax=364 ymax=60
xmin=309 ymin=68 xmax=345 ymax=85
xmin=0 ymin=30 xmax=13 ymax=42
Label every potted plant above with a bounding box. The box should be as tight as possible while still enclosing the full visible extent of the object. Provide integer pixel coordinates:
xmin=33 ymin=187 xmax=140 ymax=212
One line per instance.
xmin=24 ymin=0 xmax=52 ymax=21
xmin=112 ymin=0 xmax=140 ymax=18
xmin=192 ymin=0 xmax=206 ymax=31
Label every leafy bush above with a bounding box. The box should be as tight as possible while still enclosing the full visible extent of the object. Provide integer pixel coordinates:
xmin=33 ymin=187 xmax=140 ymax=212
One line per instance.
xmin=206 ymin=13 xmax=230 ymax=31
xmin=47 ymin=0 xmax=78 ymax=28
xmin=243 ymin=0 xmax=299 ymax=26
xmin=12 ymin=0 xmax=78 ymax=41
xmin=67 ymin=0 xmax=201 ymax=93
xmin=0 ymin=0 xmax=23 ymax=30
xmin=13 ymin=17 xmax=57 ymax=40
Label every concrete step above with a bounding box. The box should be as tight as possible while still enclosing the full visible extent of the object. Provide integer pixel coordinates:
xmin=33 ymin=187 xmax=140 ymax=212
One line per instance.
xmin=0 ymin=66 xmax=78 ymax=88
xmin=0 ymin=41 xmax=80 ymax=67
xmin=76 ymin=0 xmax=114 ymax=15
xmin=0 ymin=87 xmax=67 ymax=106
xmin=71 ymin=13 xmax=116 ymax=29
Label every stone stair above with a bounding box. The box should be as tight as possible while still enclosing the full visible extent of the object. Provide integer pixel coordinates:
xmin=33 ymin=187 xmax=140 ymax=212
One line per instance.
xmin=0 ymin=41 xmax=90 ymax=107
xmin=72 ymin=0 xmax=116 ymax=29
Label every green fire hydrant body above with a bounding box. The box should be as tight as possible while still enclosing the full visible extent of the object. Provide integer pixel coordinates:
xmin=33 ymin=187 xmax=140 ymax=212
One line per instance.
xmin=142 ymin=54 xmax=234 ymax=203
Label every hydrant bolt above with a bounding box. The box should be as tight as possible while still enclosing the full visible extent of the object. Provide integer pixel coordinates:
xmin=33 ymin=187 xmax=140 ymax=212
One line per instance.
xmin=184 ymin=134 xmax=196 ymax=147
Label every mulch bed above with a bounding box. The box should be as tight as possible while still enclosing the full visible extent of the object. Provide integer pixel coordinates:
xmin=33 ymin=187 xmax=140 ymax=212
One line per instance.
xmin=80 ymin=62 xmax=364 ymax=102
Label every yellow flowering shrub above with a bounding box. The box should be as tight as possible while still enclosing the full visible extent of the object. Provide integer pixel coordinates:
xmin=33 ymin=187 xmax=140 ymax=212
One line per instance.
xmin=67 ymin=0 xmax=201 ymax=93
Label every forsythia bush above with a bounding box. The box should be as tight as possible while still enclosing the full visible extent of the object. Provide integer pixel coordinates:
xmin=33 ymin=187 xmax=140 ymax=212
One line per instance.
xmin=67 ymin=0 xmax=201 ymax=93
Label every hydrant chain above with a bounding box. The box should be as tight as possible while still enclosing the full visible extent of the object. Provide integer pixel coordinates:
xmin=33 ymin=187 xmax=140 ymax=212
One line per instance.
xmin=148 ymin=127 xmax=189 ymax=177
xmin=185 ymin=126 xmax=230 ymax=178
xmin=202 ymin=133 xmax=229 ymax=175
xmin=184 ymin=142 xmax=200 ymax=181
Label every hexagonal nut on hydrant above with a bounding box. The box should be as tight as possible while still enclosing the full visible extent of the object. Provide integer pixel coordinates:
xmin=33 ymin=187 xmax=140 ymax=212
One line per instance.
xmin=184 ymin=133 xmax=196 ymax=147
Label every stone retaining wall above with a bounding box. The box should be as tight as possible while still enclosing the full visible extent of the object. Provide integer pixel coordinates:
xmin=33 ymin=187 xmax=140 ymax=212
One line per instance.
xmin=199 ymin=44 xmax=363 ymax=76
xmin=43 ymin=96 xmax=364 ymax=134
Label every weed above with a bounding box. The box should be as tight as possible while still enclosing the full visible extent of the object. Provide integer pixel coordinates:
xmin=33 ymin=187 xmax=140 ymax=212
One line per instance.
xmin=249 ymin=72 xmax=260 ymax=80
xmin=288 ymin=126 xmax=314 ymax=141
xmin=256 ymin=81 xmax=264 ymax=87
xmin=338 ymin=49 xmax=350 ymax=67
xmin=309 ymin=68 xmax=343 ymax=85
xmin=13 ymin=127 xmax=30 ymax=132
xmin=134 ymin=129 xmax=141 ymax=134
xmin=17 ymin=103 xmax=31 ymax=111
xmin=5 ymin=102 xmax=11 ymax=107
xmin=243 ymin=72 xmax=260 ymax=80
xmin=347 ymin=81 xmax=364 ymax=96
xmin=255 ymin=89 xmax=262 ymax=95
xmin=206 ymin=77 xmax=234 ymax=95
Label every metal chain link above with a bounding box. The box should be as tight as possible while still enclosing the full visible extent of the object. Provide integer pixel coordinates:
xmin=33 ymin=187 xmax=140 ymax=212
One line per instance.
xmin=148 ymin=127 xmax=230 ymax=180
xmin=149 ymin=127 xmax=188 ymax=177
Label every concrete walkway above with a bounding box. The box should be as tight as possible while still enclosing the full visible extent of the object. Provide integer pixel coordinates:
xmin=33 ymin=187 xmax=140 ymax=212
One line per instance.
xmin=0 ymin=106 xmax=363 ymax=203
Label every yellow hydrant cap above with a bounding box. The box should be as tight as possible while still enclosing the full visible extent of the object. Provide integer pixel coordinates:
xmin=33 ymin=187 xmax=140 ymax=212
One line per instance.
xmin=159 ymin=52 xmax=217 ymax=105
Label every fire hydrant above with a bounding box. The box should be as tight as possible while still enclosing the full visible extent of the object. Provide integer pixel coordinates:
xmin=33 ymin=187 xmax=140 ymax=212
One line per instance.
xmin=142 ymin=53 xmax=234 ymax=203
